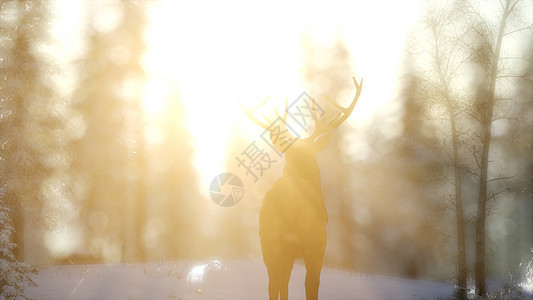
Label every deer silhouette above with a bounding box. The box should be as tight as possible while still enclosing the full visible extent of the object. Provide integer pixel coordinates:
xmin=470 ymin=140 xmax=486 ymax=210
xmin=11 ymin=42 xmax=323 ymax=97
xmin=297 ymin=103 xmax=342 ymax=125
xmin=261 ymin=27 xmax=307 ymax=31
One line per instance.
xmin=242 ymin=77 xmax=362 ymax=300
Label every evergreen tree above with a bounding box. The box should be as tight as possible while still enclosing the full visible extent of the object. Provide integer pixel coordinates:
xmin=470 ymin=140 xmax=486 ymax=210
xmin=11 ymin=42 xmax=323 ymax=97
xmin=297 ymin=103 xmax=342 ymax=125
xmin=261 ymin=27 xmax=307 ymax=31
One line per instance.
xmin=350 ymin=71 xmax=447 ymax=278
xmin=70 ymin=0 xmax=148 ymax=262
xmin=0 ymin=190 xmax=36 ymax=299
xmin=388 ymin=73 xmax=446 ymax=277
xmin=0 ymin=0 xmax=58 ymax=262
xmin=144 ymin=93 xmax=206 ymax=260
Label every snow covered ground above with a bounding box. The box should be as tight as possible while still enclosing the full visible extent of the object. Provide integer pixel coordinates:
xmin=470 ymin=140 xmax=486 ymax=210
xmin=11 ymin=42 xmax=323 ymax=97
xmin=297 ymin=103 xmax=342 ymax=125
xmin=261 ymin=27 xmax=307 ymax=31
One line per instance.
xmin=26 ymin=260 xmax=455 ymax=299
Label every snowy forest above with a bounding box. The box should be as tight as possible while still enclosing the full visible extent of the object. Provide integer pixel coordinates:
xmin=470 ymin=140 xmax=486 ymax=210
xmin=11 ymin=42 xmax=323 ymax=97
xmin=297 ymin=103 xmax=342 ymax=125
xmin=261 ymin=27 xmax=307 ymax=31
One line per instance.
xmin=0 ymin=0 xmax=532 ymax=299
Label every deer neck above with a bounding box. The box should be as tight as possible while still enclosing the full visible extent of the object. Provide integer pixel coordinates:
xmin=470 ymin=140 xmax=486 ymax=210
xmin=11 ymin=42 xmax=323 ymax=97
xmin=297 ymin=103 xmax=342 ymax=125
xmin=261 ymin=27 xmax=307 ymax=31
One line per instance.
xmin=282 ymin=157 xmax=322 ymax=192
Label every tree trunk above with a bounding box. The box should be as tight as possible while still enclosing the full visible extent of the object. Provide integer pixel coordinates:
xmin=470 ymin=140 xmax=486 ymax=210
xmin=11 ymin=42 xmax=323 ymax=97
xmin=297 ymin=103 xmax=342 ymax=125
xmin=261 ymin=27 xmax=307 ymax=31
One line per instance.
xmin=474 ymin=1 xmax=509 ymax=296
xmin=475 ymin=127 xmax=489 ymax=298
xmin=435 ymin=34 xmax=467 ymax=297
xmin=5 ymin=189 xmax=26 ymax=261
xmin=12 ymin=199 xmax=25 ymax=261
xmin=449 ymin=111 xmax=467 ymax=300
xmin=135 ymin=138 xmax=147 ymax=262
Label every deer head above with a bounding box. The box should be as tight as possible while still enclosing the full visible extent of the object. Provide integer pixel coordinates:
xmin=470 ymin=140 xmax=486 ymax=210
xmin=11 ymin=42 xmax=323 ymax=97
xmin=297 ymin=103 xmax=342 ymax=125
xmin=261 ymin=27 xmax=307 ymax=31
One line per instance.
xmin=241 ymin=77 xmax=363 ymax=187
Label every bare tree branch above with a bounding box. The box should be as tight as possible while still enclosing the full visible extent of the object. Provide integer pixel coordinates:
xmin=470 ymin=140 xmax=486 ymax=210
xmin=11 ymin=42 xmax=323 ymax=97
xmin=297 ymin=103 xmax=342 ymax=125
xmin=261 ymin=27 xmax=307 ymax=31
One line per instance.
xmin=487 ymin=187 xmax=512 ymax=201
xmin=487 ymin=175 xmax=516 ymax=183
xmin=504 ymin=24 xmax=533 ymax=37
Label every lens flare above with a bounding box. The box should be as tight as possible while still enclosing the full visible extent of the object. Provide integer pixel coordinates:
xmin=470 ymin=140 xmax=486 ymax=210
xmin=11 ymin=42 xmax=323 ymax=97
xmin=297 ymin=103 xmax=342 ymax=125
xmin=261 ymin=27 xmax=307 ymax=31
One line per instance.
xmin=186 ymin=259 xmax=223 ymax=284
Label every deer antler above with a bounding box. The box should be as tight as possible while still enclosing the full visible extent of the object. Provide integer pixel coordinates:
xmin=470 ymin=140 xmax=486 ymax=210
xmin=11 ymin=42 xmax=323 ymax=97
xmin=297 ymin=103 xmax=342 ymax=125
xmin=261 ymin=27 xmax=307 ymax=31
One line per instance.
xmin=242 ymin=76 xmax=362 ymax=141
xmin=311 ymin=76 xmax=363 ymax=139
xmin=240 ymin=97 xmax=272 ymax=130
xmin=240 ymin=97 xmax=292 ymax=135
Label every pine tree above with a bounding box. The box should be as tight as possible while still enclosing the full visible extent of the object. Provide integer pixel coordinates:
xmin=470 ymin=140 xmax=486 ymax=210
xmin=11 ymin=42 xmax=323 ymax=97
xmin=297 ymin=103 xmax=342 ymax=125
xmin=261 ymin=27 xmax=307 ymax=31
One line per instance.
xmin=0 ymin=0 xmax=58 ymax=262
xmin=391 ymin=73 xmax=447 ymax=277
xmin=144 ymin=93 xmax=206 ymax=260
xmin=70 ymin=0 xmax=148 ymax=262
xmin=0 ymin=190 xmax=36 ymax=299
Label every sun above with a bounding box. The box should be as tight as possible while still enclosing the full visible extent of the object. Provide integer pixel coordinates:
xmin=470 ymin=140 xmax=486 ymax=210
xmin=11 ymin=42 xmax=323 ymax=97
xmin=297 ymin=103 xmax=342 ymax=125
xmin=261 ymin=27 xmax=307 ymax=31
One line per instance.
xmin=142 ymin=0 xmax=421 ymax=191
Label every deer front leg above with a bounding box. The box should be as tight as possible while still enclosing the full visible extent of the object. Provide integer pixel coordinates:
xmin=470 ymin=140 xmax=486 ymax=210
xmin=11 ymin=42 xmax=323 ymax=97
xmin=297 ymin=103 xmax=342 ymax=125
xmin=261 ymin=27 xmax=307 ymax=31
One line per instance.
xmin=304 ymin=253 xmax=324 ymax=300
xmin=279 ymin=256 xmax=295 ymax=300
xmin=265 ymin=260 xmax=280 ymax=300
xmin=303 ymin=231 xmax=326 ymax=300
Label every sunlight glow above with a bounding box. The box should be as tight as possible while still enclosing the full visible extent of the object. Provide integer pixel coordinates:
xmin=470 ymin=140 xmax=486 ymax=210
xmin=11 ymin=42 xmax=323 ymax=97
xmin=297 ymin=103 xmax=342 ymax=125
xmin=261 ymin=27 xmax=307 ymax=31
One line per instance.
xmin=186 ymin=265 xmax=206 ymax=284
xmin=143 ymin=79 xmax=167 ymax=115
xmin=186 ymin=259 xmax=223 ymax=284
xmin=143 ymin=0 xmax=421 ymax=189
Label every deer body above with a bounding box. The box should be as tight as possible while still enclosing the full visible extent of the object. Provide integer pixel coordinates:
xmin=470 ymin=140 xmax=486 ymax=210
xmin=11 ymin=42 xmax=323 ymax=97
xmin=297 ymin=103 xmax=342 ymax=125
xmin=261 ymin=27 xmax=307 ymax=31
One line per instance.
xmin=260 ymin=176 xmax=327 ymax=300
xmin=242 ymin=77 xmax=362 ymax=300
